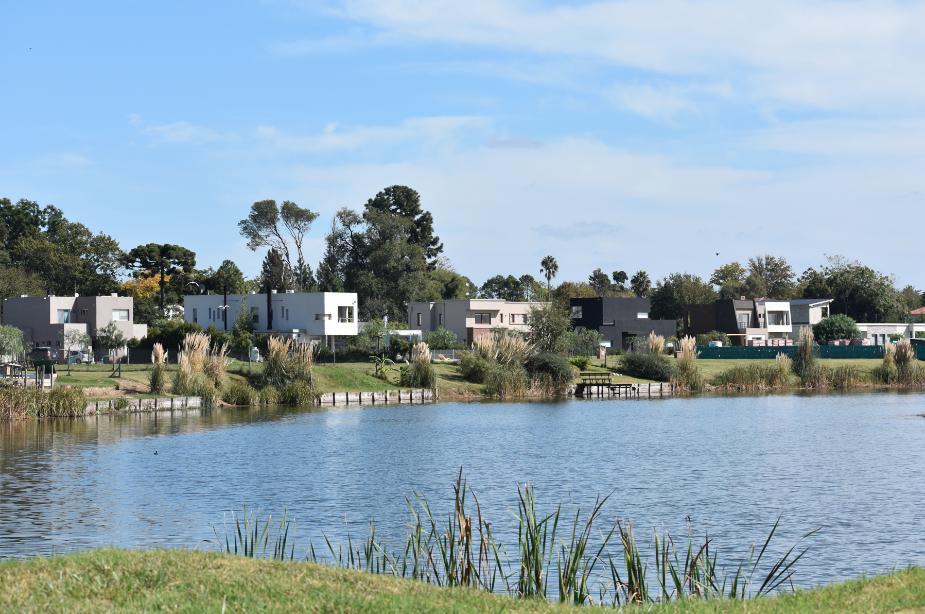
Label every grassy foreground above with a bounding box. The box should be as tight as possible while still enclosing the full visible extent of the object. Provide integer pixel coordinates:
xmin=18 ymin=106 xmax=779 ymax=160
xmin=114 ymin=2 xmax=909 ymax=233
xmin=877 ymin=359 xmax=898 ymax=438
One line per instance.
xmin=0 ymin=549 xmax=923 ymax=613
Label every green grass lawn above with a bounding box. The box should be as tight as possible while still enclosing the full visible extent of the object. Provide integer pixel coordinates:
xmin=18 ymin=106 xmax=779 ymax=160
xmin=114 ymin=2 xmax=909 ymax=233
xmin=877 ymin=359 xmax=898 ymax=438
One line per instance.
xmin=47 ymin=357 xmax=895 ymax=400
xmin=0 ymin=549 xmax=922 ymax=613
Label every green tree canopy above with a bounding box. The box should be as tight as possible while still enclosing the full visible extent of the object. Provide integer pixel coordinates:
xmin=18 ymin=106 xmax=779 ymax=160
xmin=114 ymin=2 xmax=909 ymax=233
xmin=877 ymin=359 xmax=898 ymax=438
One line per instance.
xmin=540 ymin=255 xmax=559 ymax=299
xmin=527 ymin=303 xmax=570 ymax=353
xmin=239 ymin=199 xmax=320 ymax=291
xmin=800 ymin=256 xmax=904 ymax=322
xmin=316 ymin=186 xmax=449 ymax=321
xmin=0 ymin=324 xmax=25 ymax=358
xmin=630 ymin=270 xmax=651 ymax=298
xmin=123 ymin=243 xmax=196 ymax=312
xmin=204 ymin=259 xmax=247 ymax=294
xmin=710 ymin=262 xmax=748 ymax=298
xmin=650 ymin=273 xmax=718 ymax=321
xmin=747 ymin=255 xmax=795 ymax=299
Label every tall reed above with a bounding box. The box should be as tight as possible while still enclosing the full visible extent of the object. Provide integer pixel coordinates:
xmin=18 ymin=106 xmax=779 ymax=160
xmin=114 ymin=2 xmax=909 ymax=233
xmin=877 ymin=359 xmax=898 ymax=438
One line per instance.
xmin=647 ymin=331 xmax=665 ymax=355
xmin=672 ymin=335 xmax=703 ymax=392
xmin=1 ymin=385 xmax=86 ymax=420
xmin=793 ymin=328 xmax=817 ymax=383
xmin=214 ymin=470 xmax=815 ymax=609
xmin=149 ymin=342 xmax=167 ymax=394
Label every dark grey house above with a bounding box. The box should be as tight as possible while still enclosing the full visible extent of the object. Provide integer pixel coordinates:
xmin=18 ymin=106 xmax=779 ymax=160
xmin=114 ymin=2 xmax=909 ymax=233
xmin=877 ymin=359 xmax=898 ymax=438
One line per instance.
xmin=569 ymin=297 xmax=676 ymax=350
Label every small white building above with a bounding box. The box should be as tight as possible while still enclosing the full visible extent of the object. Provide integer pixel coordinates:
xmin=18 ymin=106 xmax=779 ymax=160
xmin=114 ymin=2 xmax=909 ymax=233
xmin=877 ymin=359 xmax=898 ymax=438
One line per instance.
xmin=857 ymin=322 xmax=925 ymax=346
xmin=183 ymin=291 xmax=358 ymax=346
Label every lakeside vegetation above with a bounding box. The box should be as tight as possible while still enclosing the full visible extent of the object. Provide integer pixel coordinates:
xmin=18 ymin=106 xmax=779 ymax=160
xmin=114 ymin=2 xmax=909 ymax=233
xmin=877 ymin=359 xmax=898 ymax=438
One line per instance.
xmin=2 ymin=550 xmax=922 ymax=613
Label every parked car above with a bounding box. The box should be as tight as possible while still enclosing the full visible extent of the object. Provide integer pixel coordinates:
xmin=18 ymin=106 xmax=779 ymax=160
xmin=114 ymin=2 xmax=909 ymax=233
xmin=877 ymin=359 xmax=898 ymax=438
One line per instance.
xmin=68 ymin=350 xmax=94 ymax=364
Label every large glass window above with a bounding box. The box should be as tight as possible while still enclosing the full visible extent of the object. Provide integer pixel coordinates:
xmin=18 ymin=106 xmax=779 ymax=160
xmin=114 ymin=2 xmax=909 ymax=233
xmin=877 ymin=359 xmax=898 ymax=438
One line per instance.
xmin=57 ymin=309 xmax=71 ymax=323
xmin=338 ymin=306 xmax=354 ymax=323
xmin=112 ymin=309 xmax=129 ymax=322
xmin=474 ymin=313 xmax=492 ymax=325
xmin=767 ymin=311 xmax=791 ymax=326
xmin=570 ymin=306 xmax=583 ymax=319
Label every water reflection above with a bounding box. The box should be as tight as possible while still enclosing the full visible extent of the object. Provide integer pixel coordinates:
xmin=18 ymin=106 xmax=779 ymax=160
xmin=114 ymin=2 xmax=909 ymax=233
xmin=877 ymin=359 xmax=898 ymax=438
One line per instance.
xmin=1 ymin=394 xmax=924 ymax=589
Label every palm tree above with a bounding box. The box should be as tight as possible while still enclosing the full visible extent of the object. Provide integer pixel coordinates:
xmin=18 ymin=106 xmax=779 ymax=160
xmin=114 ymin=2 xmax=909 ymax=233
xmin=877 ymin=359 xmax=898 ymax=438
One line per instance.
xmin=540 ymin=255 xmax=559 ymax=301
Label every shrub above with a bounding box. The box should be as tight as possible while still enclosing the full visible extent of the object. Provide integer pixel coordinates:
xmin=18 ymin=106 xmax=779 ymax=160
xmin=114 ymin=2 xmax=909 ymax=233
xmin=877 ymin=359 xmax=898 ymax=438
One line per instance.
xmin=459 ymin=351 xmax=491 ymax=383
xmin=829 ymin=365 xmax=862 ymax=390
xmin=400 ymin=361 xmax=438 ymax=389
xmin=872 ymin=363 xmax=898 ymax=384
xmin=222 ymin=381 xmax=260 ymax=406
xmin=526 ymin=304 xmax=570 ymax=353
xmin=619 ymin=352 xmax=674 ymax=382
xmin=569 ymin=356 xmax=591 ymax=370
xmin=483 ymin=363 xmax=529 ymax=399
xmin=801 ymin=364 xmax=832 ymax=390
xmin=564 ymin=328 xmax=603 ymax=357
xmin=528 ymin=352 xmax=575 ymax=395
xmin=111 ymin=397 xmax=130 ymax=411
xmin=279 ymin=382 xmax=315 ymax=406
xmin=695 ymin=330 xmax=731 ymax=347
xmin=259 ymin=385 xmax=280 ymax=405
xmin=424 ymin=326 xmax=462 ymax=350
xmin=672 ymin=335 xmax=703 ymax=392
xmin=813 ymin=315 xmax=862 ymax=345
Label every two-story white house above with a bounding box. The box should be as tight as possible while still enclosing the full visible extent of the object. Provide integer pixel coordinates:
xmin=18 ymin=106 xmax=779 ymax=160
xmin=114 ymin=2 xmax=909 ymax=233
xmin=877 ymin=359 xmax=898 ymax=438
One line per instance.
xmin=183 ymin=291 xmax=359 ymax=347
xmin=407 ymin=298 xmax=546 ymax=345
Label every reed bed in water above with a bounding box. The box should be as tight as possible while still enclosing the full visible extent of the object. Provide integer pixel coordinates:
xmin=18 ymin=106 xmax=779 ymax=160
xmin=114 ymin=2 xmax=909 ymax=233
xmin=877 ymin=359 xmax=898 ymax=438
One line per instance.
xmin=213 ymin=470 xmax=815 ymax=608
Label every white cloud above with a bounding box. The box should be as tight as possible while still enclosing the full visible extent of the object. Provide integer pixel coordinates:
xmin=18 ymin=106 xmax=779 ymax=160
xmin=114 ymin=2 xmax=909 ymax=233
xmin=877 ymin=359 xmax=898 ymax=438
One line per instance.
xmin=139 ymin=120 xmax=236 ymax=145
xmin=254 ymin=116 xmax=489 ymax=153
xmin=752 ymin=118 xmax=925 ymax=158
xmin=331 ymin=0 xmax=925 ymax=111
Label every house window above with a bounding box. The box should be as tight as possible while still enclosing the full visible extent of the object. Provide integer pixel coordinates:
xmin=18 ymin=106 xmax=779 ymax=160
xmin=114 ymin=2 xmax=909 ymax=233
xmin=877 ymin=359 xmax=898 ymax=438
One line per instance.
xmin=571 ymin=306 xmax=582 ymax=319
xmin=192 ymin=308 xmax=198 ymax=323
xmin=738 ymin=313 xmax=751 ymax=330
xmin=821 ymin=306 xmax=830 ymax=318
xmin=250 ymin=307 xmax=259 ymax=324
xmin=57 ymin=309 xmax=71 ymax=323
xmin=474 ymin=313 xmax=492 ymax=325
xmin=603 ymin=320 xmax=615 ymax=326
xmin=416 ymin=313 xmax=422 ymax=326
xmin=636 ymin=312 xmax=648 ymax=319
xmin=767 ymin=311 xmax=790 ymax=326
xmin=500 ymin=313 xmax=505 ymax=323
xmin=509 ymin=314 xmax=525 ymax=325
xmin=112 ymin=309 xmax=129 ymax=322
xmin=338 ymin=306 xmax=354 ymax=323
xmin=315 ymin=313 xmax=331 ymax=321
xmin=439 ymin=313 xmax=444 ymax=325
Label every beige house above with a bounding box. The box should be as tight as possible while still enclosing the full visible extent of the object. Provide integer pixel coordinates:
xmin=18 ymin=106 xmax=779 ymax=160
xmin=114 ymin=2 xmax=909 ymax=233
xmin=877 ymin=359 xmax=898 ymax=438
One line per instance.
xmin=407 ymin=299 xmax=545 ymax=345
xmin=1 ymin=295 xmax=147 ymax=356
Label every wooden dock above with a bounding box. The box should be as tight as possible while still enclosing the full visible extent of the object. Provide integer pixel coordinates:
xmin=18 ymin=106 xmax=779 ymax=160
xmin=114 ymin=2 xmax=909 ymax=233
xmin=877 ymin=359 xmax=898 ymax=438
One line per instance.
xmin=573 ymin=372 xmax=674 ymax=399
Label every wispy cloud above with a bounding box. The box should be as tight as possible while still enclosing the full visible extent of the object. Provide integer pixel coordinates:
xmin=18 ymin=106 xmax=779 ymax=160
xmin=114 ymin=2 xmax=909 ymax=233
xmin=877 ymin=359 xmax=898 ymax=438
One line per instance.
xmin=329 ymin=0 xmax=925 ymax=111
xmin=255 ymin=116 xmax=489 ymax=153
xmin=131 ymin=115 xmax=237 ymax=145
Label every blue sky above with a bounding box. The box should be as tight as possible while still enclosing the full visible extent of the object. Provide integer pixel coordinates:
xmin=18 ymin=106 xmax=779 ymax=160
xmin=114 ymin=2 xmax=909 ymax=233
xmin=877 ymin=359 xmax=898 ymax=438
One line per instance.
xmin=2 ymin=1 xmax=924 ymax=287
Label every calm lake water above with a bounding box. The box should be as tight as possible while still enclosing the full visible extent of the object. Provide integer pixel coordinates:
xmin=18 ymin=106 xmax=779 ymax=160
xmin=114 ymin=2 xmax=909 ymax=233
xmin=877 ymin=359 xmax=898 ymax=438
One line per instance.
xmin=1 ymin=393 xmax=924 ymax=588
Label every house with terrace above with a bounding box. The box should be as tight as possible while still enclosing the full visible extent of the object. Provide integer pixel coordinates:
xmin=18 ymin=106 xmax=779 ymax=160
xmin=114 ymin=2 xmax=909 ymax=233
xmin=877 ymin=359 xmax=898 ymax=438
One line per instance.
xmin=1 ymin=294 xmax=148 ymax=358
xmin=183 ymin=291 xmax=358 ymax=348
xmin=407 ymin=298 xmax=545 ymax=345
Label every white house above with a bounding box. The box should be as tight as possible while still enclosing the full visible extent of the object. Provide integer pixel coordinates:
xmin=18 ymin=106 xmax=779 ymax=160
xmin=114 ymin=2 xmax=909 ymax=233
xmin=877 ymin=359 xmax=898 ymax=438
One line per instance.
xmin=407 ymin=298 xmax=546 ymax=345
xmin=183 ymin=291 xmax=359 ymax=347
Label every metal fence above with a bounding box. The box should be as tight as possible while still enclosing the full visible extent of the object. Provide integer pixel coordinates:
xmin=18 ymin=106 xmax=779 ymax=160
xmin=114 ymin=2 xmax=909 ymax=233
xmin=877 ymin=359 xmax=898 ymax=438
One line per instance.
xmin=430 ymin=349 xmax=463 ymax=361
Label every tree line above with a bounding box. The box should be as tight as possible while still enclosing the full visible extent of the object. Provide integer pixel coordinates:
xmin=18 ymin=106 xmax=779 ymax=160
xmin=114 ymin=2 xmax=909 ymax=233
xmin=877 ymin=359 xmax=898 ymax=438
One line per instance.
xmin=2 ymin=190 xmax=922 ymax=330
